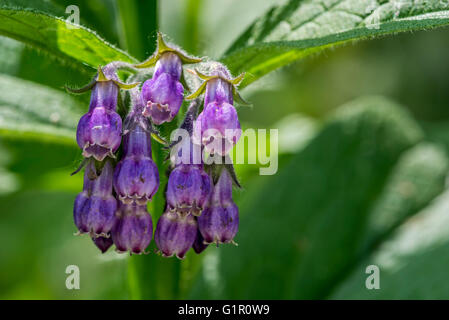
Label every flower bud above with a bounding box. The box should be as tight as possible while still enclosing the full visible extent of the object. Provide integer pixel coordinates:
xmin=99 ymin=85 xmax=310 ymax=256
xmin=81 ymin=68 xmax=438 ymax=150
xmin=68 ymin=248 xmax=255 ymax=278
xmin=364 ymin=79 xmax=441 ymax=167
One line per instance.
xmin=155 ymin=211 xmax=197 ymax=259
xmin=73 ymin=159 xmax=117 ymax=237
xmin=142 ymin=52 xmax=184 ymax=125
xmin=198 ymin=169 xmax=239 ymax=244
xmin=76 ymin=80 xmax=122 ymax=161
xmin=166 ymin=164 xmax=212 ymax=216
xmin=113 ymin=112 xmax=159 ymax=205
xmin=111 ymin=202 xmax=153 ymax=254
xmin=92 ymin=235 xmax=113 ymax=253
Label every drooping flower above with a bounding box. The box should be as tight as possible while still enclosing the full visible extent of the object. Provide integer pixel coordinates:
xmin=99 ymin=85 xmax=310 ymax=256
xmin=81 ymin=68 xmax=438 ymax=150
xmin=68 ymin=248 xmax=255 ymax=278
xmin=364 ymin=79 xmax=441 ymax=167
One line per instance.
xmin=155 ymin=210 xmax=198 ymax=259
xmin=141 ymin=52 xmax=184 ymax=125
xmin=166 ymin=163 xmax=212 ymax=216
xmin=113 ymin=94 xmax=159 ymax=205
xmin=111 ymin=202 xmax=153 ymax=255
xmin=137 ymin=32 xmax=201 ymax=125
xmin=192 ymin=66 xmax=243 ymax=156
xmin=76 ymin=68 xmax=122 ymax=161
xmin=73 ymin=159 xmax=117 ymax=237
xmin=192 ymin=227 xmax=208 ymax=254
xmin=197 ymin=168 xmax=239 ymax=245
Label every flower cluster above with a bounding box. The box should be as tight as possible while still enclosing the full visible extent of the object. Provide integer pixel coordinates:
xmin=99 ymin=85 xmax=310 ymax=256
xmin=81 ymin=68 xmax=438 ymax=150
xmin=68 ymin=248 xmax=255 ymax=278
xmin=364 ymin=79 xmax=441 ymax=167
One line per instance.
xmin=70 ymin=33 xmax=245 ymax=258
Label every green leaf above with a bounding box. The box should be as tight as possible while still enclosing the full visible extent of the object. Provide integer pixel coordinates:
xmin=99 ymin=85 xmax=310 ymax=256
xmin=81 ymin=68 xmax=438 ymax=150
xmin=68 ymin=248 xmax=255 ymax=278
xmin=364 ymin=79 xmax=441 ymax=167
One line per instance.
xmin=222 ymin=0 xmax=449 ymax=87
xmin=357 ymin=143 xmax=449 ymax=253
xmin=189 ymin=96 xmax=448 ymax=299
xmin=0 ymin=73 xmax=80 ymax=145
xmin=332 ymin=185 xmax=449 ymax=299
xmin=51 ymin=0 xmax=122 ymax=47
xmin=0 ymin=1 xmax=137 ymax=71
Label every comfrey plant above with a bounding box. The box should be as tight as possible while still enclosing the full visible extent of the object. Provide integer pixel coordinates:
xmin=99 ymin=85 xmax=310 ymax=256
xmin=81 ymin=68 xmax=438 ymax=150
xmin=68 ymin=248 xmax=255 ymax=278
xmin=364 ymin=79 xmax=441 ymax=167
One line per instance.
xmin=69 ymin=33 xmax=245 ymax=258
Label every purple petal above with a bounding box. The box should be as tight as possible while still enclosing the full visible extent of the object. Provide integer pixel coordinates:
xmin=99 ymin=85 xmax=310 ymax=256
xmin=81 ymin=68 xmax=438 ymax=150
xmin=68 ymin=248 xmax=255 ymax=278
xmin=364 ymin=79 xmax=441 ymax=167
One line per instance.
xmin=155 ymin=211 xmax=197 ymax=259
xmin=111 ymin=203 xmax=153 ymax=255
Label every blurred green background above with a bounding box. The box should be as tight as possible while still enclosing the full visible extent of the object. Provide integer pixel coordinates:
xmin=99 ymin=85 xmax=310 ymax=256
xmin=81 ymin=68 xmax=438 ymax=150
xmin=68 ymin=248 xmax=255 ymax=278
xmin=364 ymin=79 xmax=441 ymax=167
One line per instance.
xmin=1 ymin=0 xmax=449 ymax=299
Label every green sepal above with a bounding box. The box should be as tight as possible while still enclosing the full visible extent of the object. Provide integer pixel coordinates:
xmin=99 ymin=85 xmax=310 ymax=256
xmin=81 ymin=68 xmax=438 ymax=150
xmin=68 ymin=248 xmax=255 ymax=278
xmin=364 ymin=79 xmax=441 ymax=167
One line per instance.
xmin=151 ymin=133 xmax=168 ymax=146
xmin=185 ymin=80 xmax=208 ymax=100
xmin=65 ymin=79 xmax=96 ymax=94
xmin=135 ymin=32 xmax=202 ymax=69
xmin=67 ymin=65 xmax=138 ymax=95
xmin=112 ymin=80 xmax=140 ymax=90
xmin=232 ymin=86 xmax=252 ymax=107
xmin=97 ymin=65 xmax=109 ymax=82
xmin=229 ymin=72 xmax=245 ymax=86
xmin=205 ymin=160 xmax=242 ymax=188
xmin=186 ymin=69 xmax=250 ymax=106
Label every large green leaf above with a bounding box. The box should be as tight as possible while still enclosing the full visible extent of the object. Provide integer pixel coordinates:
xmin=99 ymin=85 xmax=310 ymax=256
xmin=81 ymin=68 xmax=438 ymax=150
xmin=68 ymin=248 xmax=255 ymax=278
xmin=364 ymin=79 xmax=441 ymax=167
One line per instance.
xmin=332 ymin=186 xmax=449 ymax=299
xmin=0 ymin=73 xmax=80 ymax=144
xmin=0 ymin=0 xmax=137 ymax=71
xmin=189 ymin=96 xmax=448 ymax=299
xmin=223 ymin=0 xmax=449 ymax=87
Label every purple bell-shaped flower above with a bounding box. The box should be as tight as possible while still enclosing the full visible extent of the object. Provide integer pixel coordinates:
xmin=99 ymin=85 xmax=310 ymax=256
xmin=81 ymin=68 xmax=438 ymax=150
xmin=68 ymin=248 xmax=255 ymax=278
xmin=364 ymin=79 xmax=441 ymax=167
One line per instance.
xmin=73 ymin=159 xmax=117 ymax=237
xmin=136 ymin=32 xmax=201 ymax=125
xmin=192 ymin=66 xmax=242 ymax=156
xmin=141 ymin=52 xmax=184 ymax=125
xmin=166 ymin=163 xmax=212 ymax=216
xmin=198 ymin=168 xmax=239 ymax=245
xmin=166 ymin=99 xmax=213 ymax=216
xmin=111 ymin=202 xmax=153 ymax=255
xmin=113 ymin=94 xmax=160 ymax=205
xmin=76 ymin=68 xmax=123 ymax=161
xmin=155 ymin=210 xmax=198 ymax=259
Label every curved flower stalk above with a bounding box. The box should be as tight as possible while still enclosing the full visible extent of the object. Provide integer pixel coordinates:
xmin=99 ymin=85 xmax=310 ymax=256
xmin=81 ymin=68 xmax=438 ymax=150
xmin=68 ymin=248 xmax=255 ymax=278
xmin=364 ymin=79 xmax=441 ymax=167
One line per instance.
xmin=198 ymin=168 xmax=239 ymax=245
xmin=190 ymin=64 xmax=247 ymax=156
xmin=112 ymin=202 xmax=153 ymax=255
xmin=136 ymin=32 xmax=201 ymax=125
xmin=73 ymin=159 xmax=117 ymax=238
xmin=113 ymin=90 xmax=160 ymax=205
